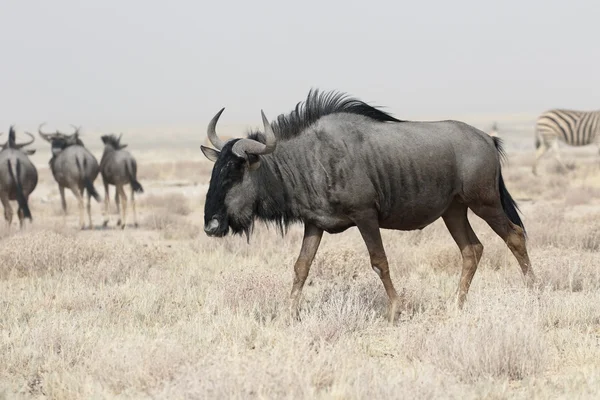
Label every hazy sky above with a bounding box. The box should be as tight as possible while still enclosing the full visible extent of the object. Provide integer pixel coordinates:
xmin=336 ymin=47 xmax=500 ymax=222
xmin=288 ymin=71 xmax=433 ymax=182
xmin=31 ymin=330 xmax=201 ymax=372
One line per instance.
xmin=1 ymin=0 xmax=599 ymax=133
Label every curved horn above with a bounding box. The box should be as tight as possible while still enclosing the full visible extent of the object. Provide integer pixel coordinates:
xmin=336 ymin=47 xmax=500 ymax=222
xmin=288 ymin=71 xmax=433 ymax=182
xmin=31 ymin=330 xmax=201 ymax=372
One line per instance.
xmin=207 ymin=108 xmax=226 ymax=150
xmin=70 ymin=124 xmax=81 ymax=136
xmin=16 ymin=131 xmax=35 ymax=149
xmin=231 ymin=110 xmax=277 ymax=158
xmin=38 ymin=123 xmax=55 ymax=142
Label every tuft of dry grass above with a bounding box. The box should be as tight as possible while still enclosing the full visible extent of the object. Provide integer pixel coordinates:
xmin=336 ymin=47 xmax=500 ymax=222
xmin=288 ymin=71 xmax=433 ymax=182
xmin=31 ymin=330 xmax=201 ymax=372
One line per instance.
xmin=139 ymin=192 xmax=193 ymax=216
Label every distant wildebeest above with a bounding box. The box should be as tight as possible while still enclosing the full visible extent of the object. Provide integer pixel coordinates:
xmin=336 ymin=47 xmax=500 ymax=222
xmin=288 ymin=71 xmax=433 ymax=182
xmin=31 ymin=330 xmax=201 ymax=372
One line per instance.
xmin=200 ymin=89 xmax=536 ymax=324
xmin=532 ymin=109 xmax=600 ymax=175
xmin=0 ymin=126 xmax=38 ymax=227
xmin=38 ymin=124 xmax=101 ymax=229
xmin=99 ymin=134 xmax=143 ymax=228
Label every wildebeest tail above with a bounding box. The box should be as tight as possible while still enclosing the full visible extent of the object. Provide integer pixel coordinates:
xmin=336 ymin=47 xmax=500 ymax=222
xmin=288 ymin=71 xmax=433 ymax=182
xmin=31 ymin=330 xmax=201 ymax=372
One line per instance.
xmin=7 ymin=159 xmax=32 ymax=220
xmin=126 ymin=160 xmax=144 ymax=193
xmin=75 ymin=157 xmax=101 ymax=202
xmin=493 ymin=137 xmax=526 ymax=236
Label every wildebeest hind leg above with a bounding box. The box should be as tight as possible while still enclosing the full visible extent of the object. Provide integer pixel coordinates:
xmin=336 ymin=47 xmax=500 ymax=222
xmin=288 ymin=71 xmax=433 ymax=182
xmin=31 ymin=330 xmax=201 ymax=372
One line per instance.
xmin=70 ymin=186 xmax=85 ymax=229
xmin=1 ymin=194 xmax=13 ymax=226
xmin=59 ymin=186 xmax=67 ymax=215
xmin=442 ymin=201 xmax=483 ymax=309
xmin=86 ymin=193 xmax=93 ymax=229
xmin=131 ymin=186 xmax=138 ymax=228
xmin=17 ymin=207 xmax=24 ymax=229
xmin=117 ymin=185 xmax=128 ymax=229
xmin=353 ymin=213 xmax=401 ymax=324
xmin=470 ymin=203 xmax=536 ymax=288
xmin=290 ymin=223 xmax=323 ymax=320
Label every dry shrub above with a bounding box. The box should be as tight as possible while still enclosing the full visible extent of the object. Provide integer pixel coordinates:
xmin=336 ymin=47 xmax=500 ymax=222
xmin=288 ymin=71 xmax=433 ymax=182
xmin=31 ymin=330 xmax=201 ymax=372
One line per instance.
xmin=429 ymin=245 xmax=462 ymax=272
xmin=535 ymin=251 xmax=600 ymax=292
xmin=138 ymin=160 xmax=211 ymax=181
xmin=140 ymin=192 xmax=192 ymax=216
xmin=311 ymin=246 xmax=369 ymax=282
xmin=0 ymin=229 xmax=165 ymax=283
xmin=143 ymin=211 xmax=198 ymax=240
xmin=547 ymin=161 xmax=576 ymax=175
xmin=209 ymin=270 xmax=288 ymax=324
xmin=541 ymin=292 xmax=600 ymax=329
xmin=527 ymin=206 xmax=600 ymax=251
xmin=564 ymin=186 xmax=600 ymax=206
xmin=421 ymin=306 xmax=545 ymax=382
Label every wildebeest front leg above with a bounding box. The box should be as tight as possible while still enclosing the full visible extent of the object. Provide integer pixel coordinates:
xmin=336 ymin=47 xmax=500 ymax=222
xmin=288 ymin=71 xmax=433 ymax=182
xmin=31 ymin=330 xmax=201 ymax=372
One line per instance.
xmin=354 ymin=214 xmax=401 ymax=324
xmin=59 ymin=185 xmax=67 ymax=215
xmin=442 ymin=201 xmax=484 ymax=309
xmin=117 ymin=185 xmax=128 ymax=229
xmin=290 ymin=223 xmax=323 ymax=320
xmin=115 ymin=190 xmax=121 ymax=226
xmin=0 ymin=194 xmax=13 ymax=226
xmin=102 ymin=181 xmax=110 ymax=227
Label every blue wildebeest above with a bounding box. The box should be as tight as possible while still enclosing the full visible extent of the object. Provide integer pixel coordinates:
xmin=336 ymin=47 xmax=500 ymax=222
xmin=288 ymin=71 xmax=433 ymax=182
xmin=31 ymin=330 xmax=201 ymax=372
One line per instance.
xmin=38 ymin=124 xmax=101 ymax=229
xmin=99 ymin=134 xmax=144 ymax=229
xmin=0 ymin=126 xmax=38 ymax=227
xmin=200 ymin=90 xmax=536 ymax=323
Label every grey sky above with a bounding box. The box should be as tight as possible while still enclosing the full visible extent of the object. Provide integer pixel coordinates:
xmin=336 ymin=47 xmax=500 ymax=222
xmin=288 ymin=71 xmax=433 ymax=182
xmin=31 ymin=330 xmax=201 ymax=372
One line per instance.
xmin=1 ymin=0 xmax=598 ymax=133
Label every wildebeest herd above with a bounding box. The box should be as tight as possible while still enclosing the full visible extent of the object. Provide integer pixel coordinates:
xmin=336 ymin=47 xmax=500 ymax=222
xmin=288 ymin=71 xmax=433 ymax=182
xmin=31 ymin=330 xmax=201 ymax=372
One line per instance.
xmin=0 ymin=124 xmax=143 ymax=230
xmin=2 ymin=88 xmax=597 ymax=322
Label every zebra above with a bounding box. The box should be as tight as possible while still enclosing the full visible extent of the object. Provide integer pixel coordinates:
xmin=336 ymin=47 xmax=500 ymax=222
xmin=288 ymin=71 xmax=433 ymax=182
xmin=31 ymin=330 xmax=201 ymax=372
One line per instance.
xmin=532 ymin=109 xmax=600 ymax=175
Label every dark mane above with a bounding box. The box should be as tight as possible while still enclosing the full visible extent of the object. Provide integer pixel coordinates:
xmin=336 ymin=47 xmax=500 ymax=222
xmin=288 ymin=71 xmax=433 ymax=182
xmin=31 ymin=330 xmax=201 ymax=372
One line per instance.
xmin=101 ymin=134 xmax=124 ymax=149
xmin=248 ymin=89 xmax=402 ymax=141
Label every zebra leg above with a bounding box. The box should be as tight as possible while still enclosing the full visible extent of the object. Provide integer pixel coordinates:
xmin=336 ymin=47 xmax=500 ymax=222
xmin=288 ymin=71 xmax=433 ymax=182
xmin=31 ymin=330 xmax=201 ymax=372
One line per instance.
xmin=551 ymin=140 xmax=568 ymax=172
xmin=532 ymin=142 xmax=549 ymax=175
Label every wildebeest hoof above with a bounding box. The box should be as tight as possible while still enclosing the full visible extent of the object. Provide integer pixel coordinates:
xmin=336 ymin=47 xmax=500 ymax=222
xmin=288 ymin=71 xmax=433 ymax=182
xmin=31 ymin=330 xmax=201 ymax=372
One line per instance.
xmin=102 ymin=220 xmax=109 ymax=227
xmin=116 ymin=219 xmax=122 ymax=226
xmin=134 ymin=223 xmax=139 ymax=228
xmin=121 ymin=224 xmax=126 ymax=230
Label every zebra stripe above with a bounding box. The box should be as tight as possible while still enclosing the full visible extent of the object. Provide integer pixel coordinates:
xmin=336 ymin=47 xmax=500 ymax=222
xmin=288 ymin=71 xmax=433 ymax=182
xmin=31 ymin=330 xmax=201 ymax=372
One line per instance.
xmin=536 ymin=109 xmax=600 ymax=147
xmin=533 ymin=109 xmax=600 ymax=175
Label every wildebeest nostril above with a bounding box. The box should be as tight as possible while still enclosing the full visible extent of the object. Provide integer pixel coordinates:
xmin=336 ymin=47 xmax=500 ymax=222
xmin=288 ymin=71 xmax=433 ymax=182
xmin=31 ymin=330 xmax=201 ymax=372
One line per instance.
xmin=204 ymin=218 xmax=219 ymax=233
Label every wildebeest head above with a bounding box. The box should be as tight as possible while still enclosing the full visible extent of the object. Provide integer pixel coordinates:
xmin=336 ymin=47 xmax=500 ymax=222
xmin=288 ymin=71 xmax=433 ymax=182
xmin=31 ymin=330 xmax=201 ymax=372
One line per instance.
xmin=38 ymin=123 xmax=84 ymax=156
xmin=0 ymin=125 xmax=36 ymax=155
xmin=200 ymin=109 xmax=277 ymax=237
xmin=101 ymin=133 xmax=128 ymax=150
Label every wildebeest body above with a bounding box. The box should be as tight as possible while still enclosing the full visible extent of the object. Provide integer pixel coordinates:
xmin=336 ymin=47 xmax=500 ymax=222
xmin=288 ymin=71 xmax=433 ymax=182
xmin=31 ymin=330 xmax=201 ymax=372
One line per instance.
xmin=0 ymin=127 xmax=38 ymax=227
xmin=39 ymin=125 xmax=101 ymax=229
xmin=99 ymin=134 xmax=143 ymax=229
xmin=201 ymin=89 xmax=535 ymax=323
xmin=239 ymin=115 xmax=498 ymax=234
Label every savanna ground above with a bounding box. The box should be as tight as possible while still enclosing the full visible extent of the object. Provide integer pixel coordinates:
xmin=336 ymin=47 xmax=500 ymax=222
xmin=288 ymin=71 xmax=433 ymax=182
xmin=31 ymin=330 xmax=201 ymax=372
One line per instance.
xmin=2 ymin=120 xmax=600 ymax=399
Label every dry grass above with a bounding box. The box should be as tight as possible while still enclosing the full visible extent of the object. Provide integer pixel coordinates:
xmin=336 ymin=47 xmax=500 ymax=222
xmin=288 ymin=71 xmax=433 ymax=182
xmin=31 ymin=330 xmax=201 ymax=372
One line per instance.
xmin=2 ymin=144 xmax=600 ymax=398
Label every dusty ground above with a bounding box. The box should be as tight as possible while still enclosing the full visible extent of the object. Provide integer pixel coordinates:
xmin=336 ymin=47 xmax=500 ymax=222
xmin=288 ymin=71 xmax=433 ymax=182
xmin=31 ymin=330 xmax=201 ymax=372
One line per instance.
xmin=2 ymin=122 xmax=600 ymax=399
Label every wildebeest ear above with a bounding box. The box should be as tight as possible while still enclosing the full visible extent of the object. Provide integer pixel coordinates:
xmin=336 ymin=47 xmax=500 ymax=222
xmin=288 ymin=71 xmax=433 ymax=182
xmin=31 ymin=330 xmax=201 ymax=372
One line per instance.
xmin=200 ymin=145 xmax=220 ymax=162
